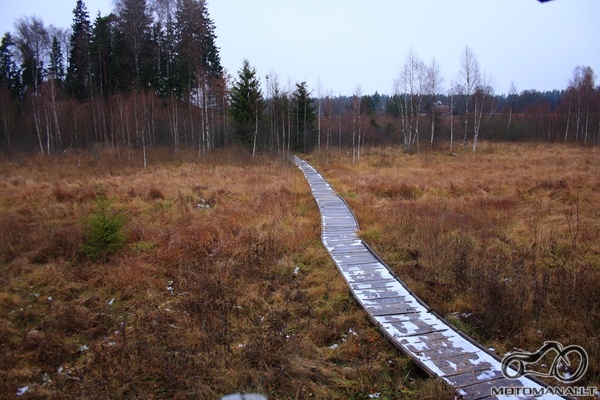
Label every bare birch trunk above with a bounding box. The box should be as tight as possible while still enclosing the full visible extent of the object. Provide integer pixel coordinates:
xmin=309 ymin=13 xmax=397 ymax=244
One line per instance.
xmin=170 ymin=94 xmax=179 ymax=152
xmin=317 ymin=96 xmax=321 ymax=150
xmin=564 ymin=97 xmax=571 ymax=143
xmin=352 ymin=101 xmax=357 ymax=163
xmin=32 ymin=94 xmax=44 ymax=154
xmin=44 ymin=101 xmax=51 ymax=154
xmin=252 ymin=102 xmax=258 ymax=159
xmin=430 ymin=108 xmax=436 ymax=148
xmin=450 ymin=96 xmax=454 ymax=152
xmin=47 ymin=79 xmax=63 ymax=150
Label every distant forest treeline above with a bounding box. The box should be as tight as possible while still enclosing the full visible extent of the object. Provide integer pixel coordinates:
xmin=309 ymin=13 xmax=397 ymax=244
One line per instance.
xmin=0 ymin=0 xmax=598 ymax=162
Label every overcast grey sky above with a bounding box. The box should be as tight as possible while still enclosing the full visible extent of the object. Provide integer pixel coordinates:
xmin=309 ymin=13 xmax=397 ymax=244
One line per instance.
xmin=1 ymin=0 xmax=599 ymax=96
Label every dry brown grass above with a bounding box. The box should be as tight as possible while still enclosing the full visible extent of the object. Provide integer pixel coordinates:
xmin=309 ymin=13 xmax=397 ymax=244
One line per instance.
xmin=310 ymin=142 xmax=600 ymax=388
xmin=0 ymin=148 xmax=454 ymax=399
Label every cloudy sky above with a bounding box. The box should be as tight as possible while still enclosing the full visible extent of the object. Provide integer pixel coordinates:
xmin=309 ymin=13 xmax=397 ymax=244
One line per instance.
xmin=1 ymin=0 xmax=599 ymax=96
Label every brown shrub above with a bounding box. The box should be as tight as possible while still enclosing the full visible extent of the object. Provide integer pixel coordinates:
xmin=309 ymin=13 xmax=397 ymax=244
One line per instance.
xmin=146 ymin=187 xmax=165 ymax=200
xmin=360 ymin=179 xmax=421 ymax=200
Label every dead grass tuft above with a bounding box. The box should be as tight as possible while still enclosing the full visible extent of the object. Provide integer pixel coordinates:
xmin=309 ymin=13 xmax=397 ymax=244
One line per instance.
xmin=146 ymin=187 xmax=165 ymax=200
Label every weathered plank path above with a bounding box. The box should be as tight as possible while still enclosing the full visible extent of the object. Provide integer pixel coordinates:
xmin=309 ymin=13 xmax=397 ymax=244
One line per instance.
xmin=293 ymin=156 xmax=564 ymax=400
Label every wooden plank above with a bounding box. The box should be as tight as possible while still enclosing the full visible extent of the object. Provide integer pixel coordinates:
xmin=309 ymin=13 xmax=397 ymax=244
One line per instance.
xmin=339 ymin=263 xmax=386 ymax=272
xmin=444 ymin=369 xmax=505 ymax=388
xmin=366 ymin=303 xmax=418 ymax=316
xmin=378 ymin=316 xmax=448 ymax=337
xmin=351 ymin=279 xmax=400 ymax=290
xmin=345 ymin=273 xmax=395 ymax=283
xmin=454 ymin=378 xmax=527 ymax=400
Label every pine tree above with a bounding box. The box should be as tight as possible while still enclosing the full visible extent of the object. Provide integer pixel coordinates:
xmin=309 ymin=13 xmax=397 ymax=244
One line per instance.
xmin=0 ymin=33 xmax=22 ymax=98
xmin=90 ymin=13 xmax=115 ymax=96
xmin=292 ymin=81 xmax=316 ymax=152
xmin=174 ymin=0 xmax=203 ymax=97
xmin=152 ymin=0 xmax=178 ymax=96
xmin=114 ymin=0 xmax=153 ymax=88
xmin=48 ymin=35 xmax=65 ymax=84
xmin=174 ymin=0 xmax=223 ymax=93
xmin=66 ymin=0 xmax=92 ymax=99
xmin=0 ymin=32 xmax=22 ymax=149
xmin=229 ymin=59 xmax=264 ymax=147
xmin=111 ymin=24 xmax=134 ymax=92
xmin=198 ymin=1 xmax=223 ymax=80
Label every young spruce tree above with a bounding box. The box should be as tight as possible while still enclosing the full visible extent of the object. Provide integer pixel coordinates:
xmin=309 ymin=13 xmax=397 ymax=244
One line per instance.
xmin=82 ymin=188 xmax=127 ymax=261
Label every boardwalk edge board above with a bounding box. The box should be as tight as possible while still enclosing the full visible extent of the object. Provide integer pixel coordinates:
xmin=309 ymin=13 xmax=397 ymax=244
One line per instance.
xmin=293 ymin=156 xmax=568 ymax=400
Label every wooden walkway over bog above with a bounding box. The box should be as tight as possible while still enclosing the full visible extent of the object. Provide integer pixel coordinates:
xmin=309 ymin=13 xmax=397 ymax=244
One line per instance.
xmin=293 ymin=156 xmax=564 ymax=400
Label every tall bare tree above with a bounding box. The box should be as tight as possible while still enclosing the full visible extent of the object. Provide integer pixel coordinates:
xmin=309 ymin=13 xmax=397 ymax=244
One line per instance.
xmin=457 ymin=46 xmax=481 ymax=151
xmin=506 ymin=82 xmax=517 ymax=135
xmin=448 ymin=81 xmax=457 ymax=152
xmin=15 ymin=16 xmax=50 ymax=154
xmin=394 ymin=49 xmax=426 ymax=153
xmin=567 ymin=66 xmax=595 ymax=144
xmin=472 ymin=72 xmax=494 ymax=152
xmin=352 ymin=85 xmax=362 ymax=162
xmin=426 ymin=57 xmax=443 ymax=148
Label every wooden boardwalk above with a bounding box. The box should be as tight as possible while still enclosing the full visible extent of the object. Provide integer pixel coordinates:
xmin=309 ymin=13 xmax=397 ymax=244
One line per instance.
xmin=293 ymin=156 xmax=565 ymax=400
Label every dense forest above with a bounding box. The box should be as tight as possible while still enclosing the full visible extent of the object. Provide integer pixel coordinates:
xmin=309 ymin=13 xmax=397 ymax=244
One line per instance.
xmin=0 ymin=0 xmax=598 ymax=163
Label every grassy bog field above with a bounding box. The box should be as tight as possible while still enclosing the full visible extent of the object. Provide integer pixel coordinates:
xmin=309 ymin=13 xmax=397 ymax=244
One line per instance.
xmin=0 ymin=149 xmax=453 ymax=399
xmin=309 ymin=143 xmax=600 ymax=390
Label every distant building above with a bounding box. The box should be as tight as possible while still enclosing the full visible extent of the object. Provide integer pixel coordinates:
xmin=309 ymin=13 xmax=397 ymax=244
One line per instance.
xmin=433 ymin=102 xmax=451 ymax=116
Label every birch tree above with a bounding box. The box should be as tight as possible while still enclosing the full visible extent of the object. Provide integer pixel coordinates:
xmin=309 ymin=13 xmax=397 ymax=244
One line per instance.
xmin=426 ymin=58 xmax=443 ymax=148
xmin=472 ymin=73 xmax=493 ymax=152
xmin=394 ymin=49 xmax=426 ymax=153
xmin=568 ymin=66 xmax=595 ymax=144
xmin=15 ymin=16 xmax=50 ymax=154
xmin=457 ymin=46 xmax=480 ymax=151
xmin=448 ymin=81 xmax=457 ymax=152
xmin=316 ymin=78 xmax=323 ymax=150
xmin=506 ymin=82 xmax=517 ymax=135
xmin=352 ymin=85 xmax=362 ymax=162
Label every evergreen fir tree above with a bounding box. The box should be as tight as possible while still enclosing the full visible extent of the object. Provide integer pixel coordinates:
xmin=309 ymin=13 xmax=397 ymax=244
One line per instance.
xmin=199 ymin=1 xmax=223 ymax=79
xmin=66 ymin=0 xmax=92 ymax=99
xmin=0 ymin=33 xmax=22 ymax=98
xmin=90 ymin=13 xmax=115 ymax=96
xmin=114 ymin=0 xmax=153 ymax=88
xmin=293 ymin=81 xmax=317 ymax=152
xmin=174 ymin=0 xmax=202 ymax=96
xmin=229 ymin=59 xmax=264 ymax=146
xmin=111 ymin=25 xmax=134 ymax=92
xmin=48 ymin=35 xmax=65 ymax=84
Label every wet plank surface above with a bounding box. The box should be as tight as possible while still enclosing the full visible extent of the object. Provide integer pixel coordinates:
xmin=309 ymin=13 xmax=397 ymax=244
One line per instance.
xmin=293 ymin=156 xmax=564 ymax=400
